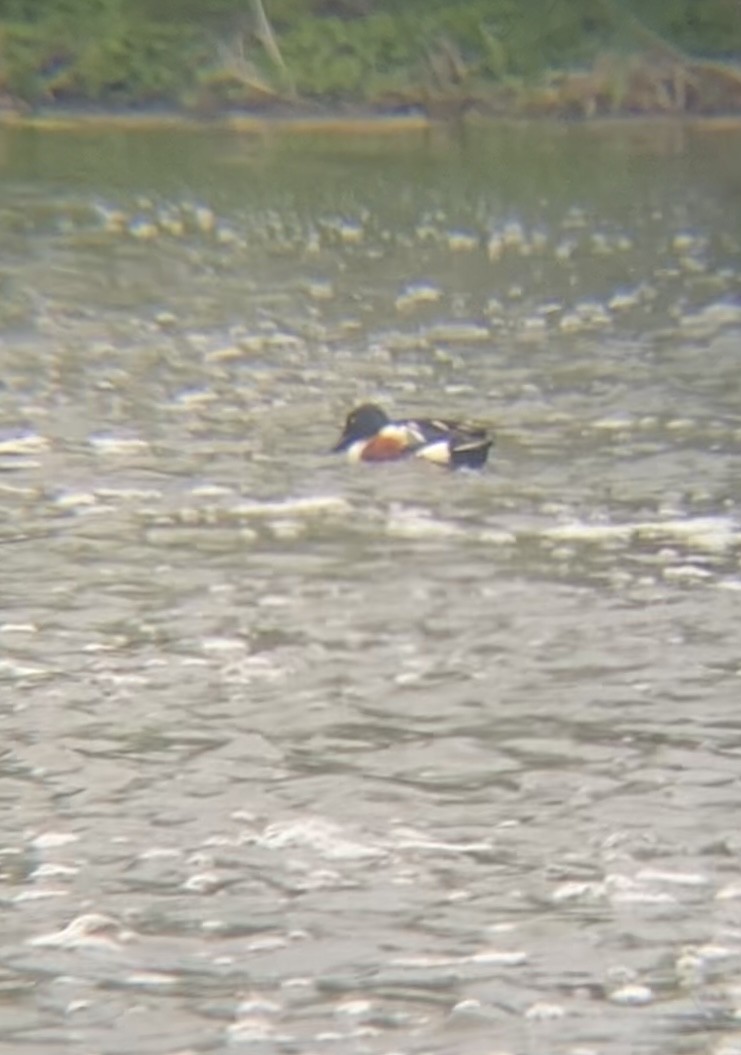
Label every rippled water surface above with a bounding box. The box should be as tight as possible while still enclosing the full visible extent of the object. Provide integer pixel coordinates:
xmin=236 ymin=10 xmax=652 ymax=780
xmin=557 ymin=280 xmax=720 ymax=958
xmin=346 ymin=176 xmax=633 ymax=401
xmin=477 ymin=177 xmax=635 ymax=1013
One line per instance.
xmin=1 ymin=119 xmax=741 ymax=1055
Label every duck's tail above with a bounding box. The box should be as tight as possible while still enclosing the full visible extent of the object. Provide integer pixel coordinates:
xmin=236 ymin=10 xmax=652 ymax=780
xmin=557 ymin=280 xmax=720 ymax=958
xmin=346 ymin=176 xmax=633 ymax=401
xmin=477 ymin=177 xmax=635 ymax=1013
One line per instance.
xmin=449 ymin=435 xmax=493 ymax=470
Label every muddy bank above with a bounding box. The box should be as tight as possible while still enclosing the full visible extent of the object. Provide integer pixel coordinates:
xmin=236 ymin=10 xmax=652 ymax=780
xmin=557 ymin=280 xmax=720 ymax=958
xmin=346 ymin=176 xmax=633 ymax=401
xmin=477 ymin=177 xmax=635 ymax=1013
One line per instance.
xmin=2 ymin=106 xmax=741 ymax=139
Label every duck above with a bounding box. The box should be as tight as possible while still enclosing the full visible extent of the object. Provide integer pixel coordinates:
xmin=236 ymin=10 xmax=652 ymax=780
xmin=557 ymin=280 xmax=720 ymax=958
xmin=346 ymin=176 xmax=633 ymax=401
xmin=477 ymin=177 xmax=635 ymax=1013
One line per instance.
xmin=331 ymin=403 xmax=492 ymax=470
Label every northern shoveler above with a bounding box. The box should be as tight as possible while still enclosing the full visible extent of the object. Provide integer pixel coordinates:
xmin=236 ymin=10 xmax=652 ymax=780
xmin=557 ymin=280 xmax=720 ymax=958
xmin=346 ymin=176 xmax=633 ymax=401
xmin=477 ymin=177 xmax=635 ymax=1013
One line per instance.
xmin=332 ymin=403 xmax=492 ymax=470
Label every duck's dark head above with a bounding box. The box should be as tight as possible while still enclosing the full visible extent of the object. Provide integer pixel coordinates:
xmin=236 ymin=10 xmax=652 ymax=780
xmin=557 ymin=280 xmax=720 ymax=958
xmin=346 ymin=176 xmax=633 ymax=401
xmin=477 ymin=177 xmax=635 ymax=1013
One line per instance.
xmin=332 ymin=403 xmax=389 ymax=452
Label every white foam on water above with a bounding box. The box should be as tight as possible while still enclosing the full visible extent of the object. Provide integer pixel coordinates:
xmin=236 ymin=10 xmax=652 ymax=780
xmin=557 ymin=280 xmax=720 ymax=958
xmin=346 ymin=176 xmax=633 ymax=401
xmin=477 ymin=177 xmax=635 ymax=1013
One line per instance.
xmin=424 ymin=322 xmax=490 ymax=343
xmin=29 ymin=862 xmax=79 ymax=880
xmin=246 ymin=936 xmax=289 ymax=952
xmin=391 ymin=827 xmax=494 ymax=856
xmin=0 ymin=658 xmax=48 ymax=680
xmin=236 ymin=996 xmax=282 ymax=1016
xmin=182 ymin=871 xmax=223 ymax=894
xmin=30 ymin=831 xmax=80 ymax=850
xmin=201 ymin=636 xmax=248 ymax=654
xmin=609 ymin=983 xmax=654 ymax=1006
xmin=550 ymin=879 xmax=607 ymax=903
xmin=233 ymin=496 xmax=351 ymax=519
xmin=591 ymin=415 xmax=636 ymax=430
xmin=0 ymin=433 xmax=50 ymax=455
xmin=334 ymin=999 xmax=374 ymax=1017
xmin=717 ymin=882 xmax=741 ymax=900
xmin=544 ymin=515 xmax=739 ymax=553
xmin=95 ymin=486 xmax=163 ymax=501
xmin=636 ymin=868 xmax=710 ymax=887
xmin=258 ymin=817 xmax=385 ymax=860
xmin=190 ymin=484 xmax=235 ymax=498
xmin=138 ymin=847 xmax=182 ymax=861
xmin=469 ymin=949 xmax=529 ymax=966
xmin=386 ymin=508 xmax=465 ymax=540
xmin=88 ymin=435 xmax=151 ymax=454
xmin=14 ymin=889 xmax=69 ymax=903
xmin=378 ymin=510 xmax=739 ymax=560
xmin=390 ymin=954 xmax=460 ymax=967
xmin=395 ymin=281 xmax=442 ymax=311
xmin=227 ymin=1017 xmax=283 ymax=1043
xmin=54 ymin=491 xmax=103 ymax=511
xmin=680 ymin=300 xmax=741 ymax=333
xmin=477 ymin=527 xmax=518 ymax=546
xmin=663 ymin=564 xmax=714 ymax=581
xmin=28 ymin=912 xmax=132 ymax=950
xmin=717 ymin=579 xmax=741 ymax=592
xmin=392 ymin=944 xmax=527 ymax=971
xmin=606 ymin=874 xmax=677 ymax=906
xmin=524 ymin=1001 xmax=566 ymax=1020
xmin=123 ymin=972 xmax=178 ymax=988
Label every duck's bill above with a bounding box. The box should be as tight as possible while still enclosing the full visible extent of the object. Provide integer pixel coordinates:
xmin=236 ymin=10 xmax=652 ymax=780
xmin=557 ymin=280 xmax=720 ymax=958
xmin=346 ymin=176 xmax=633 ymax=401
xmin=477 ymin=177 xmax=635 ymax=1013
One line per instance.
xmin=330 ymin=434 xmax=350 ymax=453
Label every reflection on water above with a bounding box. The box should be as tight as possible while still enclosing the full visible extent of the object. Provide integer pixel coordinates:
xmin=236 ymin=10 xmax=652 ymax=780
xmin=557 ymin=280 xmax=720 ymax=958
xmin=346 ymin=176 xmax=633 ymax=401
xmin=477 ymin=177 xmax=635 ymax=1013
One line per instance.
xmin=1 ymin=121 xmax=741 ymax=1054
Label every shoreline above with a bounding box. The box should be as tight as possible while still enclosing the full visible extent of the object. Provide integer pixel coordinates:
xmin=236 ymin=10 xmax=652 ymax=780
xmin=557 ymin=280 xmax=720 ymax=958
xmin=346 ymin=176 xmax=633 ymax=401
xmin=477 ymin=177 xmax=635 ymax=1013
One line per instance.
xmin=2 ymin=106 xmax=741 ymax=136
xmin=1 ymin=2 xmax=739 ymax=136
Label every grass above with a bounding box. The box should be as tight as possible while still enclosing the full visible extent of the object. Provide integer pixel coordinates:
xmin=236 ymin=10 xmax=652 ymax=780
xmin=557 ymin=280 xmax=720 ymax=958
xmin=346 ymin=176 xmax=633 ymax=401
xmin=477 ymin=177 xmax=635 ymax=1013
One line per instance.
xmin=0 ymin=0 xmax=739 ymax=116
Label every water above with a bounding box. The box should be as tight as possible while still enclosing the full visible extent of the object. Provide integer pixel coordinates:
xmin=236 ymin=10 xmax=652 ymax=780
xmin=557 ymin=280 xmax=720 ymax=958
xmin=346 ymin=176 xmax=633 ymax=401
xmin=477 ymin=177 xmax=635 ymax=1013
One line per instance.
xmin=1 ymin=118 xmax=741 ymax=1055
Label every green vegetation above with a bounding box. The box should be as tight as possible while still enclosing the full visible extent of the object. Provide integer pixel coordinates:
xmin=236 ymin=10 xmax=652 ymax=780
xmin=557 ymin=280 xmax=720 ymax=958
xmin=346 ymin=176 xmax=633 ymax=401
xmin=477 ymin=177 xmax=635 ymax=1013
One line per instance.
xmin=0 ymin=0 xmax=739 ymax=115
